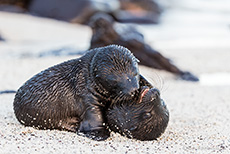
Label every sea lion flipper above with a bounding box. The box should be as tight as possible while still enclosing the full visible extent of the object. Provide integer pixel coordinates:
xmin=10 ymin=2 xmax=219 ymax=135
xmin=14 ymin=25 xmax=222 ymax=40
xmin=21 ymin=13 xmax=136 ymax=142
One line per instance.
xmin=79 ymin=115 xmax=110 ymax=141
xmin=78 ymin=99 xmax=110 ymax=141
xmin=179 ymin=71 xmax=199 ymax=82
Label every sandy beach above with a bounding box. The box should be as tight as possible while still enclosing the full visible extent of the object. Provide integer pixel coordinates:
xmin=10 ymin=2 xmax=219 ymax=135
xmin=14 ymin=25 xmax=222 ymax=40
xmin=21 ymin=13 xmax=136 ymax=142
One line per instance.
xmin=0 ymin=0 xmax=230 ymax=153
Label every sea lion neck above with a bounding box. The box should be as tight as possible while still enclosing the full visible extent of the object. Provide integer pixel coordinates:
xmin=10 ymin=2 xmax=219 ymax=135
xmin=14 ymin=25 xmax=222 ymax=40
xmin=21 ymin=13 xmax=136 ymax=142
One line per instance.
xmin=86 ymin=48 xmax=112 ymax=102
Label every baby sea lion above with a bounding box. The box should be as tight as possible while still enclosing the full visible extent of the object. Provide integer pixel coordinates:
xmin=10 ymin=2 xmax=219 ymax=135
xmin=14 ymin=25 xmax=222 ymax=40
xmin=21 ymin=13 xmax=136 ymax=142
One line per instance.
xmin=107 ymin=80 xmax=169 ymax=141
xmin=13 ymin=45 xmax=140 ymax=141
xmin=89 ymin=13 xmax=199 ymax=82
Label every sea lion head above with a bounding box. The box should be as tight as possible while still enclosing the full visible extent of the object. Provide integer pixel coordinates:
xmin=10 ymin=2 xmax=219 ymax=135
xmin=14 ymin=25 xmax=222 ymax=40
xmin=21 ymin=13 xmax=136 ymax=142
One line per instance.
xmin=90 ymin=45 xmax=140 ymax=98
xmin=106 ymin=86 xmax=169 ymax=141
xmin=89 ymin=12 xmax=114 ymax=30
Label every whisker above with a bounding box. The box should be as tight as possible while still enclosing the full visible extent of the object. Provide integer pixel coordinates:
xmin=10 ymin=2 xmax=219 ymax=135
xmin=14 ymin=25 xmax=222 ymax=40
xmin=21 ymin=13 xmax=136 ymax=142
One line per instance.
xmin=144 ymin=72 xmax=161 ymax=90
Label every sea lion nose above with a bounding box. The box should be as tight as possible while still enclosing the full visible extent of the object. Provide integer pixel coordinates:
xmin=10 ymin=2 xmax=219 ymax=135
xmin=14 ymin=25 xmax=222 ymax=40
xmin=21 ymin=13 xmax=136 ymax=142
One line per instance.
xmin=121 ymin=76 xmax=139 ymax=95
xmin=123 ymin=87 xmax=138 ymax=96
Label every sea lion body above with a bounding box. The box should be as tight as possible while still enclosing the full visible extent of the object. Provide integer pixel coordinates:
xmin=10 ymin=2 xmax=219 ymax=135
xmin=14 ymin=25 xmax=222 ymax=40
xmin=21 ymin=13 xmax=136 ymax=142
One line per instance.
xmin=13 ymin=45 xmax=140 ymax=141
xmin=89 ymin=13 xmax=199 ymax=81
xmin=107 ymin=78 xmax=169 ymax=141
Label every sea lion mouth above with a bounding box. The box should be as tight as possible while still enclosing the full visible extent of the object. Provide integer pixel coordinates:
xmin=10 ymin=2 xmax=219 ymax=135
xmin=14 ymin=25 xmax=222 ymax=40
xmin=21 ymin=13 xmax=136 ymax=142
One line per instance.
xmin=138 ymin=87 xmax=150 ymax=103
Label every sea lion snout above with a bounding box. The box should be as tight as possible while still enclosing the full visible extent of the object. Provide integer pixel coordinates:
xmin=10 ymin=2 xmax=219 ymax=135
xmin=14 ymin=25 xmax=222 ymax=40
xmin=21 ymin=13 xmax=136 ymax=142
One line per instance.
xmin=121 ymin=80 xmax=139 ymax=96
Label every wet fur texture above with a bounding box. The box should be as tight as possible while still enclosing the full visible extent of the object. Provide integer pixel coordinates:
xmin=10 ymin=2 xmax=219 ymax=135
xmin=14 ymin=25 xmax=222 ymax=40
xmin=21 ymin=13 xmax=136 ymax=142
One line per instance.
xmin=107 ymin=80 xmax=169 ymax=141
xmin=13 ymin=45 xmax=140 ymax=141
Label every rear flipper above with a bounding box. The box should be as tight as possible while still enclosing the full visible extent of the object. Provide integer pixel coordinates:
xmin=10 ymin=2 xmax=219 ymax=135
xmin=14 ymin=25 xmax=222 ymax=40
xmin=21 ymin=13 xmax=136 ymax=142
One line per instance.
xmin=179 ymin=71 xmax=199 ymax=82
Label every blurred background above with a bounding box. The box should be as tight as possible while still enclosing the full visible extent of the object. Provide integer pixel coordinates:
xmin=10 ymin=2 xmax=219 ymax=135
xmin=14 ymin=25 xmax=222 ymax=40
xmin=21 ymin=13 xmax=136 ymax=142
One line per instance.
xmin=0 ymin=0 xmax=230 ymax=85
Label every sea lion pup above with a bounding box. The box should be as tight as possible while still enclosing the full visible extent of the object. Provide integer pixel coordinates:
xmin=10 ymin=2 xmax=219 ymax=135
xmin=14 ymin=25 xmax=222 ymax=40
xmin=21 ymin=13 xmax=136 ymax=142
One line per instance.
xmin=107 ymin=84 xmax=169 ymax=141
xmin=13 ymin=45 xmax=140 ymax=141
xmin=89 ymin=13 xmax=199 ymax=82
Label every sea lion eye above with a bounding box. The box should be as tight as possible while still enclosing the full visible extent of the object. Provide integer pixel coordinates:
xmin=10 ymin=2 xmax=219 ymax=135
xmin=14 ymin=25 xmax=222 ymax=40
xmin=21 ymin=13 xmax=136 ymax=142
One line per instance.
xmin=143 ymin=113 xmax=151 ymax=119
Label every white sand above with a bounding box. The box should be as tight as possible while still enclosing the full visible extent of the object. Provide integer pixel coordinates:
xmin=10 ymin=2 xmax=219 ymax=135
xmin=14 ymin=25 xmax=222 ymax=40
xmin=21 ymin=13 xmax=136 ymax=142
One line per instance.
xmin=0 ymin=0 xmax=230 ymax=153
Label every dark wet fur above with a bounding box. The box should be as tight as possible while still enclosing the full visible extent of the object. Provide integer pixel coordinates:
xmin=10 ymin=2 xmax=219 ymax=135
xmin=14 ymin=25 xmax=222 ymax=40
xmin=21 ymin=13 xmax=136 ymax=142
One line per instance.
xmin=13 ymin=45 xmax=140 ymax=141
xmin=106 ymin=77 xmax=169 ymax=141
xmin=89 ymin=13 xmax=199 ymax=82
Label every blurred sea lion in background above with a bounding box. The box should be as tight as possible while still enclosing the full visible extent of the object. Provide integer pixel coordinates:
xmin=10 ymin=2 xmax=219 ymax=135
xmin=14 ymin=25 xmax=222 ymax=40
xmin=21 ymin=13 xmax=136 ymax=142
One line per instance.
xmin=0 ymin=0 xmax=162 ymax=24
xmin=0 ymin=0 xmax=198 ymax=81
xmin=89 ymin=13 xmax=199 ymax=81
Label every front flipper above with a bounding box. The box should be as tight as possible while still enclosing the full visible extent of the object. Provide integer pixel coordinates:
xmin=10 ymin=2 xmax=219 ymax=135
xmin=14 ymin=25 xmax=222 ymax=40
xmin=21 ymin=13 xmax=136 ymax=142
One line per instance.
xmin=78 ymin=96 xmax=110 ymax=141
